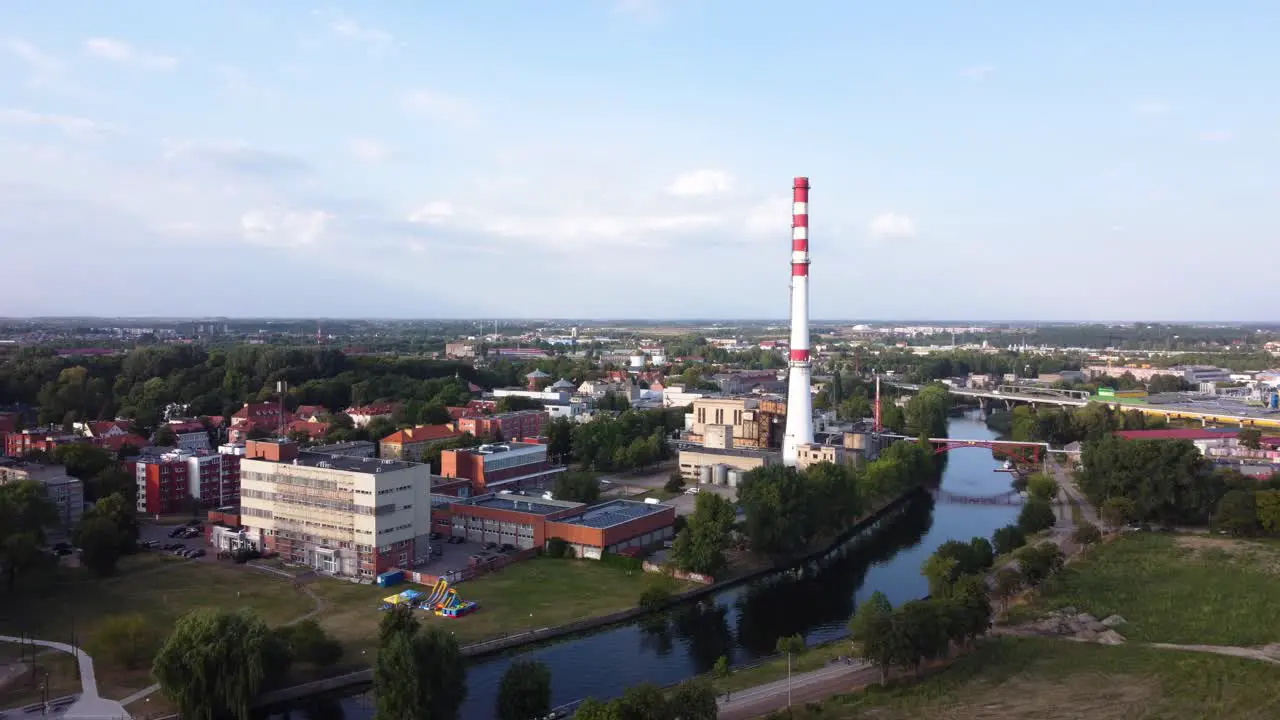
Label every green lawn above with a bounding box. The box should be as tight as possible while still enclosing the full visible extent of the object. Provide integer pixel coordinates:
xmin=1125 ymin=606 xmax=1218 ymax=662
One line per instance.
xmin=1023 ymin=533 xmax=1280 ymax=646
xmin=0 ymin=552 xmax=313 ymax=700
xmin=810 ymin=636 xmax=1280 ymax=719
xmin=309 ymin=556 xmax=691 ymax=656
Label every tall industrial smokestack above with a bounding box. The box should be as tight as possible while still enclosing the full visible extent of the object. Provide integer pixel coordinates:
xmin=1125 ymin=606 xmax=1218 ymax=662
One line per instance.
xmin=782 ymin=176 xmax=814 ymax=466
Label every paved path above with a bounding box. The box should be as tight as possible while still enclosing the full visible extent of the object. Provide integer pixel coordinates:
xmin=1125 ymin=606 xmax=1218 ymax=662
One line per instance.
xmin=717 ymin=661 xmax=875 ymax=720
xmin=0 ymin=636 xmax=130 ymax=719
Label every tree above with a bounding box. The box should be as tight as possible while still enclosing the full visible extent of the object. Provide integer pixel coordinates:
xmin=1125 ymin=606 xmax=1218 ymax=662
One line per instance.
xmin=0 ymin=479 xmax=57 ymax=590
xmin=1214 ymin=489 xmax=1259 ymax=536
xmin=1239 ymin=427 xmax=1263 ymax=450
xmin=86 ymin=613 xmax=161 ymax=671
xmin=1100 ymin=497 xmax=1136 ymax=530
xmin=77 ymin=515 xmax=123 ymax=577
xmin=153 ymin=424 xmax=178 ymax=447
xmin=991 ymin=524 xmax=1026 ymax=555
xmin=1017 ymin=498 xmax=1056 ymax=534
xmin=374 ymin=625 xmax=468 ymax=720
xmin=712 ymin=655 xmax=731 ymax=700
xmin=1072 ymin=522 xmax=1102 ymax=546
xmin=276 ymin=619 xmax=342 ymax=667
xmin=775 ymin=634 xmax=805 ymax=708
xmin=992 ymin=567 xmax=1023 ymax=611
xmin=668 ymin=678 xmax=718 ymax=720
xmin=378 ymin=603 xmax=419 ymax=645
xmin=152 ymin=608 xmax=291 ymax=720
xmin=617 ymin=683 xmax=673 ymax=720
xmin=921 ymin=553 xmax=960 ymax=599
xmin=546 ymin=417 xmax=574 ymax=462
xmin=573 ymin=698 xmax=621 ymax=720
xmin=670 ymin=491 xmax=735 ymax=575
xmin=553 ymin=472 xmax=601 ymax=504
xmin=497 ymin=659 xmax=552 ymax=720
xmin=848 ymin=591 xmax=892 ymax=646
xmin=1025 ymin=473 xmax=1059 ymax=502
xmin=1256 ymin=490 xmax=1280 ymax=534
xmin=663 ymin=472 xmax=685 ymax=494
xmin=1016 ymin=542 xmax=1064 ymax=586
xmin=80 ymin=492 xmax=138 ymax=553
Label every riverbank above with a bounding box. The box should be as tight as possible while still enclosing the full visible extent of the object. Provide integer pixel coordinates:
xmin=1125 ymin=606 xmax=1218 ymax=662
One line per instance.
xmin=255 ymin=488 xmax=927 ymax=710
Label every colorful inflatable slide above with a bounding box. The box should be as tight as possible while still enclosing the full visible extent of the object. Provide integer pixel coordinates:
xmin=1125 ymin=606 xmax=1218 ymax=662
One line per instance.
xmin=418 ymin=578 xmax=478 ymax=618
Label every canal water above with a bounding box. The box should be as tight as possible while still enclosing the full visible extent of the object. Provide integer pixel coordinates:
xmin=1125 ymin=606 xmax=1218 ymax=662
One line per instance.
xmin=271 ymin=412 xmax=1017 ymax=720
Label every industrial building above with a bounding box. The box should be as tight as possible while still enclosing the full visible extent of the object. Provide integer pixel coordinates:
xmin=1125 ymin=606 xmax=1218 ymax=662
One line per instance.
xmin=445 ymin=493 xmax=675 ymax=559
xmin=238 ymin=439 xmax=434 ymax=578
xmin=685 ymin=396 xmax=784 ymax=449
xmin=678 ymin=446 xmax=779 ymax=482
xmin=440 ymin=441 xmax=563 ymax=493
xmin=546 ymin=500 xmax=676 ymax=560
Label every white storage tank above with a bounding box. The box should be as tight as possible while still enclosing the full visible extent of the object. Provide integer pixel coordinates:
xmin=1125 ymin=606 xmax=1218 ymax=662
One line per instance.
xmin=727 ymin=469 xmax=743 ymax=488
xmin=699 ymin=465 xmax=713 ymax=485
xmin=713 ymin=463 xmax=729 ymax=486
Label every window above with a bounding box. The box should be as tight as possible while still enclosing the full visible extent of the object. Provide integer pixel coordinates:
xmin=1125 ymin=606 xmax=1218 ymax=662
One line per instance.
xmin=715 ymin=409 xmax=724 ymax=424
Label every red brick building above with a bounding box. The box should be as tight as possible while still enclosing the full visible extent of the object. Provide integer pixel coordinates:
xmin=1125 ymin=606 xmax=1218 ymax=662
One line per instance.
xmin=456 ymin=409 xmax=547 ymax=442
xmin=4 ymin=430 xmax=82 ymax=457
xmin=228 ymin=402 xmax=291 ymax=442
xmin=447 ymin=494 xmax=675 ymax=557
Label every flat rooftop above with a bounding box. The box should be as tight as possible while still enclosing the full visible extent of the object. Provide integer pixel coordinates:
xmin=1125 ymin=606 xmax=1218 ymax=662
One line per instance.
xmin=293 ymin=452 xmax=418 ymax=473
xmin=460 ymin=493 xmax=582 ymax=515
xmin=555 ymin=500 xmax=670 ymax=529
xmin=680 ymin=445 xmax=779 ymax=460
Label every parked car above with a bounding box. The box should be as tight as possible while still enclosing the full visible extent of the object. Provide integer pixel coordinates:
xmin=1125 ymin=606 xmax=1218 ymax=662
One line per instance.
xmin=190 ymin=548 xmax=206 ymax=558
xmin=429 ymin=532 xmax=441 ymax=540
xmin=484 ymin=542 xmax=498 ymax=551
xmin=447 ymin=536 xmax=465 ymax=545
xmin=168 ymin=527 xmax=185 ymax=538
xmin=500 ymin=543 xmax=515 ymax=553
xmin=185 ymin=519 xmax=202 ymax=527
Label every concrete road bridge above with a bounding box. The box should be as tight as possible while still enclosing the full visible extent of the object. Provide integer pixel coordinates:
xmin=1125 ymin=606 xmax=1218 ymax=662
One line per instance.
xmin=879 ymin=433 xmax=1051 ymax=465
xmin=933 ymin=488 xmax=1069 ymax=506
xmin=886 ymin=381 xmax=1090 ymax=409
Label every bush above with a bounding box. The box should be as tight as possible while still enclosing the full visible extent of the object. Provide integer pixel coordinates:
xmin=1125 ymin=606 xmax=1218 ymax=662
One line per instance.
xmin=638 ymin=585 xmax=672 ymax=612
xmin=545 ymin=537 xmax=568 ymax=559
xmin=275 ymin=619 xmax=343 ymax=667
xmin=1072 ymin=522 xmax=1102 ymax=546
xmin=598 ymin=552 xmax=643 ymax=573
xmin=664 ymin=472 xmax=685 ymax=493
xmin=1017 ymin=498 xmax=1057 ymax=535
xmin=992 ymin=524 xmax=1026 ymax=555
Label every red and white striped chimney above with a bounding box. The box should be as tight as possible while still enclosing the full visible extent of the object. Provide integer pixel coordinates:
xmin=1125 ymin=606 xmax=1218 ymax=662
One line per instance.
xmin=783 ymin=177 xmax=814 ymax=466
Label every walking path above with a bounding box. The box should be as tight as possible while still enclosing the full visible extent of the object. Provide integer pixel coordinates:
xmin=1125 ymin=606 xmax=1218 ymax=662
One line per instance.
xmin=0 ymin=635 xmax=130 ymax=719
xmin=717 ymin=660 xmax=875 ymax=720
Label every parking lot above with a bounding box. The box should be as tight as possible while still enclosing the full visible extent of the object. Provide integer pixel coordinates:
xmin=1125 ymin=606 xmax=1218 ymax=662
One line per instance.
xmin=664 ymin=484 xmax=737 ymax=516
xmin=413 ymin=534 xmax=525 ymax=576
xmin=138 ymin=521 xmax=213 ymax=560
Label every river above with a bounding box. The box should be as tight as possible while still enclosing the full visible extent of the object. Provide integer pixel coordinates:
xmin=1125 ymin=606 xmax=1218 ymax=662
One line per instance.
xmin=269 ymin=412 xmax=1017 ymax=720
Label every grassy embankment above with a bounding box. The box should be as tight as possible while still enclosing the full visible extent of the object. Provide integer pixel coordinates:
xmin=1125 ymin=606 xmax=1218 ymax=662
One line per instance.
xmin=309 ymin=556 xmax=693 ymax=656
xmin=1008 ymin=532 xmax=1280 ymax=645
xmin=0 ymin=552 xmax=311 ymax=706
xmin=808 ymin=636 xmax=1280 ymax=719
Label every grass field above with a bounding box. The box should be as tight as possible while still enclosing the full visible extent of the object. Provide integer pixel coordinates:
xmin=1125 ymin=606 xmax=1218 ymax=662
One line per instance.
xmin=0 ymin=551 xmax=314 ymax=701
xmin=1017 ymin=533 xmax=1280 ymax=646
xmin=309 ymin=556 xmax=691 ymax=655
xmin=810 ymin=636 xmax=1280 ymax=719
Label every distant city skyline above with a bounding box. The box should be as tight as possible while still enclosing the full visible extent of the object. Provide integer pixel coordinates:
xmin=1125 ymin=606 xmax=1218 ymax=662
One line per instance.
xmin=2 ymin=2 xmax=1277 ymax=319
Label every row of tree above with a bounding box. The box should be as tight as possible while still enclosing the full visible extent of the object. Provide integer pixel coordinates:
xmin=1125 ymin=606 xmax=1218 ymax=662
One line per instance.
xmin=1211 ymin=477 xmax=1280 ymax=537
xmin=548 ymin=409 xmax=682 ymax=473
xmin=669 ymin=440 xmax=940 ymax=576
xmin=993 ymin=402 xmax=1168 ymax=447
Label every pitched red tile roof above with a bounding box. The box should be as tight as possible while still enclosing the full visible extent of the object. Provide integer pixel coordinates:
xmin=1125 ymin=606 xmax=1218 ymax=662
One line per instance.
xmin=286 ymin=420 xmax=330 ymax=439
xmin=345 ymin=403 xmax=397 ymax=417
xmin=96 ymin=433 xmax=148 ymax=451
xmin=381 ymin=424 xmax=463 ymax=445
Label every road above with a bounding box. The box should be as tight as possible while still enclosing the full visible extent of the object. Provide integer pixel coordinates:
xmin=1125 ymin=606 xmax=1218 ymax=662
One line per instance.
xmin=718 ymin=661 xmax=877 ymax=720
xmin=0 ymin=636 xmax=130 ymax=719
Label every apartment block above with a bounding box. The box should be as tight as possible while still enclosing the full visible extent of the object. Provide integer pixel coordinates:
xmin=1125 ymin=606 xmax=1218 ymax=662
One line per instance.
xmin=0 ymin=458 xmax=83 ymax=534
xmin=456 ymin=409 xmax=548 ymax=442
xmin=380 ymin=425 xmax=463 ymax=462
xmin=238 ymin=439 xmax=434 ymax=577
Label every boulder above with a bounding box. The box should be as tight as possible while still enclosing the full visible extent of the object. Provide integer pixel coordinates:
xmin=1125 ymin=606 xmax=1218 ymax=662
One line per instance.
xmin=1076 ymin=613 xmax=1098 ymax=624
xmin=1096 ymin=630 xmax=1126 ymax=645
xmin=1075 ymin=628 xmax=1099 ymax=641
xmin=1089 ymin=621 xmax=1109 ymax=633
xmin=1101 ymin=614 xmax=1127 ymax=628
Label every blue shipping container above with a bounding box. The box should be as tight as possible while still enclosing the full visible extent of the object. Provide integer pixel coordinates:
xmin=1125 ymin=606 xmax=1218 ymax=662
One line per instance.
xmin=377 ymin=570 xmax=404 ymax=588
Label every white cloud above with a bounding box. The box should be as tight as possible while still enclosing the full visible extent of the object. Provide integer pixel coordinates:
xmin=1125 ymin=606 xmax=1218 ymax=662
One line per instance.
xmin=666 ymin=169 xmax=733 ymax=197
xmin=240 ymin=207 xmax=332 ymax=247
xmin=84 ymin=38 xmax=177 ymax=71
xmin=349 ymin=138 xmax=392 ymax=163
xmin=1198 ymin=130 xmax=1232 ymax=142
xmin=403 ymin=90 xmax=476 ymax=126
xmin=0 ymin=108 xmax=114 ymax=138
xmin=407 ymin=201 xmax=455 ymax=224
xmin=959 ymin=64 xmax=996 ymax=79
xmin=1 ymin=38 xmax=65 ymax=88
xmin=868 ymin=212 xmax=917 ymax=241
xmin=316 ymin=10 xmax=400 ymax=50
xmin=1131 ymin=99 xmax=1169 ymax=115
xmin=743 ymin=196 xmax=791 ymax=236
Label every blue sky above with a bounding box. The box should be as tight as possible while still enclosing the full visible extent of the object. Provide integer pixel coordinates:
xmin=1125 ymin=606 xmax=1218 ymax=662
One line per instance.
xmin=1 ymin=1 xmax=1276 ymax=320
